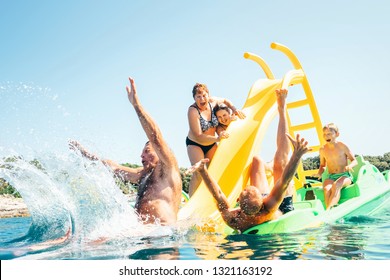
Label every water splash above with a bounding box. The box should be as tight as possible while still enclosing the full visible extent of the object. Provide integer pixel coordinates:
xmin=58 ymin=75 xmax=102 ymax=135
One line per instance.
xmin=0 ymin=149 xmax=142 ymax=244
xmin=0 ymin=81 xmax=72 ymax=156
xmin=0 ymin=81 xmax=140 ymax=242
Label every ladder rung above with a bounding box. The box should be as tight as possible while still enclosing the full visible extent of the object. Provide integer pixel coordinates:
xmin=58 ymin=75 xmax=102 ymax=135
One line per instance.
xmin=307 ymin=181 xmax=322 ymax=187
xmin=302 ymin=169 xmax=318 ymax=177
xmin=290 ymin=122 xmax=316 ymax=131
xmin=287 ymin=99 xmax=309 ymax=109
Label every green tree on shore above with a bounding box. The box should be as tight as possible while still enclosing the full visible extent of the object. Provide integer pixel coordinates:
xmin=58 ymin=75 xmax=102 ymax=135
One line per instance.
xmin=0 ymin=178 xmax=21 ymax=198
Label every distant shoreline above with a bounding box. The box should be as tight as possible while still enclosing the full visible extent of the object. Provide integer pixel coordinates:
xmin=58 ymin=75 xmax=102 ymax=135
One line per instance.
xmin=0 ymin=194 xmax=137 ymax=219
xmin=0 ymin=195 xmax=30 ymax=218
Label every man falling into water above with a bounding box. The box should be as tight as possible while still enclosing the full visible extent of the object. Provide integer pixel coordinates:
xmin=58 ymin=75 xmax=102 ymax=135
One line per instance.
xmin=70 ymin=77 xmax=182 ymax=225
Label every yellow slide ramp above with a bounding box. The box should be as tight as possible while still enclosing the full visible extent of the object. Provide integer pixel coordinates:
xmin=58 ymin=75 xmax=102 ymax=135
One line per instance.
xmin=178 ymin=42 xmax=324 ymax=233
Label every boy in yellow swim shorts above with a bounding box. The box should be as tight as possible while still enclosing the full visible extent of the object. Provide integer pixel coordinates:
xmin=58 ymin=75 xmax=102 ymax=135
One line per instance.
xmin=315 ymin=123 xmax=358 ymax=210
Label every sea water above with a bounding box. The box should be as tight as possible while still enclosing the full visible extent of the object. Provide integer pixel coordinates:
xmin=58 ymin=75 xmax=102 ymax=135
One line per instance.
xmin=1 ymin=206 xmax=390 ymax=260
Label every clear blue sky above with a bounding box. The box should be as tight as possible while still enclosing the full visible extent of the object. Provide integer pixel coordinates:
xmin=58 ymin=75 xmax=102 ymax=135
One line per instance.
xmin=1 ymin=0 xmax=389 ymax=167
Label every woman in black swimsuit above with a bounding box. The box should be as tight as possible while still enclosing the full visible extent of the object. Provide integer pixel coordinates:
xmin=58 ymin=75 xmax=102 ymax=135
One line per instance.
xmin=186 ymin=83 xmax=245 ymax=196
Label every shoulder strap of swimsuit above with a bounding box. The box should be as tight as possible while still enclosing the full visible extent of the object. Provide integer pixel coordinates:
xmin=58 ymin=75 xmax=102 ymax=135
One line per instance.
xmin=190 ymin=104 xmax=201 ymax=115
xmin=205 ymin=103 xmax=214 ymax=122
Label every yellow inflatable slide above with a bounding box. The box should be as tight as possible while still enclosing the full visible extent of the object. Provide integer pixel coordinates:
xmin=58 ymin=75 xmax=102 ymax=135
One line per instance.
xmin=178 ymin=43 xmax=324 ymax=233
